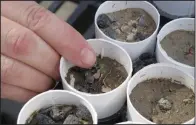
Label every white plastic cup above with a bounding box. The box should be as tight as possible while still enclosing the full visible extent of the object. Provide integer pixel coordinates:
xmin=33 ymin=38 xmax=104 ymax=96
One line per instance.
xmin=94 ymin=1 xmax=160 ymax=61
xmin=17 ymin=90 xmax=98 ymax=124
xmin=152 ymin=1 xmax=195 ymax=19
xmin=156 ymin=18 xmax=195 ymax=77
xmin=60 ymin=38 xmax=133 ymax=119
xmin=127 ymin=63 xmax=195 ymax=124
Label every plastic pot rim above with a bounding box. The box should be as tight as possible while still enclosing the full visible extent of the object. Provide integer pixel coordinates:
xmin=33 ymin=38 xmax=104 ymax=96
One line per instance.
xmin=126 ymin=63 xmax=194 ymax=124
xmin=60 ymin=38 xmax=133 ymax=97
xmin=157 ymin=17 xmax=195 ymax=69
xmin=94 ymin=1 xmax=160 ymax=45
xmin=17 ymin=90 xmax=98 ymax=124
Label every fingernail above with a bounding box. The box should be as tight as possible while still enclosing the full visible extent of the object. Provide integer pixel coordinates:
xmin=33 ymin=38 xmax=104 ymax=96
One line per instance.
xmin=80 ymin=48 xmax=96 ymax=66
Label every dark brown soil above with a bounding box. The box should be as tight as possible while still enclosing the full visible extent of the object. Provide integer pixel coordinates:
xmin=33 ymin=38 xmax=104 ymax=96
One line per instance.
xmin=66 ymin=55 xmax=128 ymax=94
xmin=160 ymin=30 xmax=195 ymax=67
xmin=130 ymin=78 xmax=195 ymax=124
xmin=98 ymin=8 xmax=156 ymax=42
xmin=26 ymin=104 xmax=93 ymax=124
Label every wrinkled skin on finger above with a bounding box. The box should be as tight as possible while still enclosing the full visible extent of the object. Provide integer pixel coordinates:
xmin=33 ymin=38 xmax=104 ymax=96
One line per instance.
xmin=1 ymin=1 xmax=96 ymax=102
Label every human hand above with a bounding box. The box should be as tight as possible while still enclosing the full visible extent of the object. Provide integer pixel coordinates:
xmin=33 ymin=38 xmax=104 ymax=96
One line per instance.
xmin=1 ymin=1 xmax=96 ymax=102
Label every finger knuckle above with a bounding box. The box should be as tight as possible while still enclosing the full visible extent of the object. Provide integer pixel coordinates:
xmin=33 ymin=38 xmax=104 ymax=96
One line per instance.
xmin=25 ymin=5 xmax=50 ymax=31
xmin=6 ymin=28 xmax=31 ymax=55
xmin=1 ymin=56 xmax=16 ymax=81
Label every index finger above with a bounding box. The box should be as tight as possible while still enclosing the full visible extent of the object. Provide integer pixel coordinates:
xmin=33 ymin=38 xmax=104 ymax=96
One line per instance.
xmin=1 ymin=1 xmax=96 ymax=68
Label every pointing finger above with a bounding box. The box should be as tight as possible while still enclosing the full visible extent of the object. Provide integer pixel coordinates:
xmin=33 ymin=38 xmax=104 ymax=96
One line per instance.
xmin=1 ymin=1 xmax=96 ymax=68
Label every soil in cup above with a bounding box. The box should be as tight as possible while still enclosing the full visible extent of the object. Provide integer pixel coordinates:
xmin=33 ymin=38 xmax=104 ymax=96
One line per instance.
xmin=26 ymin=104 xmax=93 ymax=124
xmin=97 ymin=8 xmax=156 ymax=42
xmin=130 ymin=78 xmax=195 ymax=124
xmin=66 ymin=55 xmax=128 ymax=94
xmin=160 ymin=30 xmax=195 ymax=67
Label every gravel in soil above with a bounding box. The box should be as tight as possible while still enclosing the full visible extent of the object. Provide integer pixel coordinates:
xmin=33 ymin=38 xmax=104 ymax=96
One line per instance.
xmin=26 ymin=104 xmax=93 ymax=124
xmin=97 ymin=8 xmax=156 ymax=42
xmin=160 ymin=30 xmax=195 ymax=67
xmin=66 ymin=55 xmax=128 ymax=94
xmin=130 ymin=78 xmax=195 ymax=124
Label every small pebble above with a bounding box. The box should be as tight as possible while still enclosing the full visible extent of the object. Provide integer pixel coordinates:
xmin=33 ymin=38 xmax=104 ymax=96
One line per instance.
xmin=86 ymin=76 xmax=94 ymax=84
xmin=126 ymin=33 xmax=135 ymax=41
xmin=97 ymin=14 xmax=112 ymax=29
xmin=115 ymin=22 xmax=121 ymax=26
xmin=165 ymin=110 xmax=171 ymax=114
xmin=31 ymin=114 xmax=55 ymax=124
xmin=183 ymin=99 xmax=194 ymax=104
xmin=107 ymin=15 xmax=117 ymax=22
xmin=132 ymin=28 xmax=137 ymax=33
xmin=49 ymin=106 xmax=64 ymax=121
xmin=93 ymin=70 xmax=101 ymax=79
xmin=158 ymin=98 xmax=172 ymax=112
xmin=138 ymin=15 xmax=146 ymax=26
xmin=104 ymin=27 xmax=117 ymax=39
xmin=63 ymin=115 xmax=80 ymax=124
xmin=111 ymin=22 xmax=121 ymax=30
xmin=76 ymin=105 xmax=91 ymax=121
xmin=128 ymin=20 xmax=137 ymax=26
xmin=151 ymin=116 xmax=162 ymax=124
xmin=152 ymin=108 xmax=158 ymax=115
xmin=102 ymin=86 xmax=112 ymax=92
xmin=39 ymin=106 xmax=53 ymax=115
xmin=75 ymin=84 xmax=88 ymax=93
xmin=85 ymin=71 xmax=94 ymax=83
xmin=91 ymin=67 xmax=97 ymax=74
xmin=49 ymin=105 xmax=73 ymax=121
xmin=120 ymin=25 xmax=129 ymax=33
xmin=132 ymin=23 xmax=137 ymax=28
xmin=115 ymin=29 xmax=121 ymax=34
